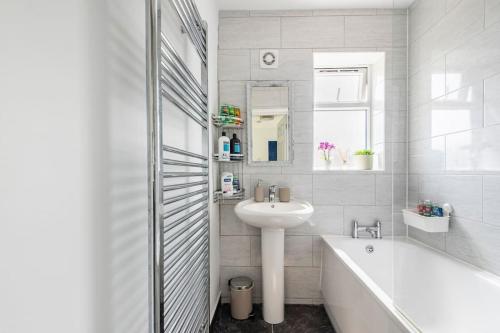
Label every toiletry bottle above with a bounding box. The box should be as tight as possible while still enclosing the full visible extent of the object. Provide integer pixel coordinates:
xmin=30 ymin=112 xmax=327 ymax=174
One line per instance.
xmin=255 ymin=179 xmax=264 ymax=202
xmin=233 ymin=176 xmax=240 ymax=193
xmin=424 ymin=200 xmax=432 ymax=217
xmin=221 ymin=172 xmax=234 ymax=197
xmin=218 ymin=132 xmax=230 ymax=161
xmin=230 ymin=133 xmax=241 ymax=157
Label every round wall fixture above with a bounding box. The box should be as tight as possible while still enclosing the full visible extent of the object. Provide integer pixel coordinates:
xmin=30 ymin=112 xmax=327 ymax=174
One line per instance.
xmin=262 ymin=52 xmax=276 ymax=66
xmin=259 ymin=49 xmax=279 ymax=69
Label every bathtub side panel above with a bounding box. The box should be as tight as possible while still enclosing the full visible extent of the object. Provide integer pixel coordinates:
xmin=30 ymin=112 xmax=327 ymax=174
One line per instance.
xmin=322 ymin=246 xmax=406 ymax=333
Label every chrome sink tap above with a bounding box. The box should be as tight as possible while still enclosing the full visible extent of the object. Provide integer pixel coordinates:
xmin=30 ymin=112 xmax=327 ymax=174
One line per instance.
xmin=352 ymin=220 xmax=382 ymax=239
xmin=269 ymin=185 xmax=278 ymax=203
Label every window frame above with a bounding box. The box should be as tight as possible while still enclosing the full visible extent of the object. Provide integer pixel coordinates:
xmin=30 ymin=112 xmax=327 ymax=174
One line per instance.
xmin=313 ymin=66 xmax=373 ymax=153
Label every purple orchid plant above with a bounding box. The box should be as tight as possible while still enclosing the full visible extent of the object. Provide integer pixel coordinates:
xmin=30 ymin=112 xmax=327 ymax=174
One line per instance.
xmin=318 ymin=141 xmax=336 ymax=161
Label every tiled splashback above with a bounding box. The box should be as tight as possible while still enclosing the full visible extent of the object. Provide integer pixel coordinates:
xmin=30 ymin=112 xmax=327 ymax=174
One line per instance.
xmin=217 ymin=9 xmax=408 ymax=304
xmin=408 ymin=0 xmax=500 ymax=275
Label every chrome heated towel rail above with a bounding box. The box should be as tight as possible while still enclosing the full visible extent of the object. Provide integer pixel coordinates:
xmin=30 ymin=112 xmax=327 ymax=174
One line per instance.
xmin=146 ymin=0 xmax=209 ymax=332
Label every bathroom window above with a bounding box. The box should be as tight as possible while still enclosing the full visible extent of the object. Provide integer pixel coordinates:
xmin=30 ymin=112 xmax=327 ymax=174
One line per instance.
xmin=313 ymin=67 xmax=371 ymax=170
xmin=313 ymin=52 xmax=385 ymax=171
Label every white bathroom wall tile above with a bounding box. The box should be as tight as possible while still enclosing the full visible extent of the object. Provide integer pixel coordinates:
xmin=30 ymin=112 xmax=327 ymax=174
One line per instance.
xmin=445 ymin=217 xmax=500 ymax=276
xmin=486 ymin=0 xmax=500 ymax=27
xmin=408 ymin=226 xmax=446 ymax=251
xmin=376 ymin=9 xmax=408 ymax=15
xmin=345 ymin=15 xmax=407 ymax=48
xmin=408 ymin=137 xmax=445 ymax=174
xmin=312 ymin=236 xmax=323 ymax=267
xmin=375 ymin=175 xmax=393 ymax=206
xmin=313 ymin=175 xmax=376 ymax=205
xmin=409 ymin=0 xmax=484 ymax=75
xmin=446 ymin=125 xmax=500 ymax=172
xmin=445 ymin=21 xmax=500 ymax=93
xmin=285 ymin=298 xmax=313 ymax=305
xmin=343 ymin=205 xmax=393 ymax=236
xmin=284 ymin=267 xmax=322 ymax=299
xmin=293 ymin=112 xmax=313 ymax=144
xmin=387 ymin=110 xmax=407 ymax=143
xmin=446 ymin=0 xmax=462 ymax=12
xmin=218 ymin=50 xmax=250 ymax=81
xmin=219 ymin=17 xmax=280 ymax=49
xmin=393 ymin=213 xmax=407 ymax=236
xmin=219 ymin=10 xmax=250 ymax=18
xmin=250 ymin=236 xmax=261 ymax=266
xmin=313 ymin=9 xmax=378 ymax=16
xmin=250 ymin=49 xmax=313 ymax=81
xmin=409 ymin=83 xmax=484 ymax=141
xmin=220 ymin=266 xmax=262 ymax=298
xmin=312 ymin=298 xmax=325 ymax=305
xmin=285 ymin=236 xmax=313 ymax=267
xmin=388 ymin=142 xmax=408 ymax=174
xmin=282 ymin=143 xmax=313 ymax=174
xmin=250 ymin=10 xmax=313 ymax=17
xmin=382 ymin=47 xmax=408 ymax=80
xmin=249 ymin=174 xmax=313 ymax=202
xmin=409 ymin=0 xmax=446 ymax=42
xmin=375 ymin=174 xmax=407 ymax=211
xmin=408 ymin=174 xmax=419 ymax=207
xmin=484 ymin=72 xmax=500 ymax=127
xmin=220 ymin=236 xmax=251 ymax=266
xmin=281 ymin=16 xmax=344 ymax=48
xmin=419 ymin=175 xmax=483 ymax=221
xmin=220 ymin=204 xmax=260 ymax=236
xmin=408 ymin=57 xmax=446 ymax=109
xmin=483 ymin=176 xmax=500 ymax=227
xmin=287 ymin=205 xmax=344 ymax=235
xmin=292 ymin=81 xmax=313 ymax=111
xmin=386 ymin=79 xmax=408 ymax=112
xmin=219 ymin=81 xmax=247 ymax=113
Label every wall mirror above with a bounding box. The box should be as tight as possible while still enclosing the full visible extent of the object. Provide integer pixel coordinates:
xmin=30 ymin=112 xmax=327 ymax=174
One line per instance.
xmin=247 ymin=82 xmax=293 ymax=166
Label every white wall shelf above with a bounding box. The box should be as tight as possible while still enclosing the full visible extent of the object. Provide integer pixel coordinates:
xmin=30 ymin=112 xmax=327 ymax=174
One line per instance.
xmin=402 ymin=209 xmax=450 ymax=233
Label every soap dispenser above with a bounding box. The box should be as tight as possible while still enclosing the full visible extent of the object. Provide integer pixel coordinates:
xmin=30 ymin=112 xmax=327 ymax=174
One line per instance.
xmin=255 ymin=179 xmax=265 ymax=202
xmin=218 ymin=131 xmax=230 ymax=161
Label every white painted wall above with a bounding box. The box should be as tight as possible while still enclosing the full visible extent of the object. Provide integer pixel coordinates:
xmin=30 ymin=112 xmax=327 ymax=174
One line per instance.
xmin=0 ymin=0 xmax=219 ymax=332
xmin=193 ymin=0 xmax=221 ymax=321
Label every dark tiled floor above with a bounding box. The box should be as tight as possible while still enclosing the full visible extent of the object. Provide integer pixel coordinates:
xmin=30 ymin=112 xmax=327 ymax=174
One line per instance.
xmin=211 ymin=303 xmax=335 ymax=333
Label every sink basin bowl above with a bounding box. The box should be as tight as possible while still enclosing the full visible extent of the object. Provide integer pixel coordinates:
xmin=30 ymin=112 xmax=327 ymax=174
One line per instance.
xmin=234 ymin=199 xmax=314 ymax=229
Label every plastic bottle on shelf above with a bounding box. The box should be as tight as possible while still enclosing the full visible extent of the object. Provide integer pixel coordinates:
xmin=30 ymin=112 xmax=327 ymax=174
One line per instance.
xmin=221 ymin=172 xmax=234 ymax=197
xmin=218 ymin=132 xmax=230 ymax=161
xmin=230 ymin=133 xmax=241 ymax=158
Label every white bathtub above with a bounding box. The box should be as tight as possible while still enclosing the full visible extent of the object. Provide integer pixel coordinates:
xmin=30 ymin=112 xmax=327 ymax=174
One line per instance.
xmin=321 ymin=236 xmax=500 ymax=333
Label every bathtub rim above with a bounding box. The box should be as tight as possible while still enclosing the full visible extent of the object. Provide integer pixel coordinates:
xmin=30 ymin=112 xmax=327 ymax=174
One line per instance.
xmin=321 ymin=235 xmax=420 ymax=333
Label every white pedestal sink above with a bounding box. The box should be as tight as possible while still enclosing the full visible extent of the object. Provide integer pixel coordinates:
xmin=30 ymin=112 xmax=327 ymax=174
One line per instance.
xmin=234 ymin=199 xmax=314 ymax=324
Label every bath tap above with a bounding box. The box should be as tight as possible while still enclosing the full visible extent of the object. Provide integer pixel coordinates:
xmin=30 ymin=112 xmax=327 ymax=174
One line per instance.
xmin=352 ymin=220 xmax=382 ymax=239
xmin=269 ymin=185 xmax=278 ymax=202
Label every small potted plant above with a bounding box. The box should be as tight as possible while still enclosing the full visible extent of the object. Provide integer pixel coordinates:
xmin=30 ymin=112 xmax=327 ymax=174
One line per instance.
xmin=318 ymin=141 xmax=336 ymax=170
xmin=353 ymin=149 xmax=374 ymax=170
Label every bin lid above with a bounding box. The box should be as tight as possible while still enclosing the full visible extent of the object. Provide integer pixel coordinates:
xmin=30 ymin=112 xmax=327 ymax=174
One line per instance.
xmin=229 ymin=276 xmax=254 ymax=290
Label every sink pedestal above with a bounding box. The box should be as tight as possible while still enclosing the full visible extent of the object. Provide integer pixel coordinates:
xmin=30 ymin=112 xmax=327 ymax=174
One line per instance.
xmin=261 ymin=228 xmax=285 ymax=324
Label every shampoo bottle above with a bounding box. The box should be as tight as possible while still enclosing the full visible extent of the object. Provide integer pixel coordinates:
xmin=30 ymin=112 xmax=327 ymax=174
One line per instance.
xmin=218 ymin=131 xmax=230 ymax=161
xmin=230 ymin=133 xmax=241 ymax=156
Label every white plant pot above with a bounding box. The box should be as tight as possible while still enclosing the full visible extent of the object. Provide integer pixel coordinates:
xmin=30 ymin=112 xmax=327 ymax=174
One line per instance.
xmin=353 ymin=155 xmax=373 ymax=170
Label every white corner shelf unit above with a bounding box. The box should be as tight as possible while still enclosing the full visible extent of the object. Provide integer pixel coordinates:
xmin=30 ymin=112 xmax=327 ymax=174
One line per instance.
xmin=212 ymin=113 xmax=246 ymax=203
xmin=402 ymin=208 xmax=450 ymax=233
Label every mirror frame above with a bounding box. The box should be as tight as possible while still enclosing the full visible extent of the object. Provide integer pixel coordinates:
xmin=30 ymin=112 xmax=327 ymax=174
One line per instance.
xmin=246 ymin=81 xmax=294 ymax=166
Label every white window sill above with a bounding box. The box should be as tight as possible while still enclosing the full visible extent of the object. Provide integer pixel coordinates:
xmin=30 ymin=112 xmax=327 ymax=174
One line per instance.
xmin=313 ymin=168 xmax=386 ymax=175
